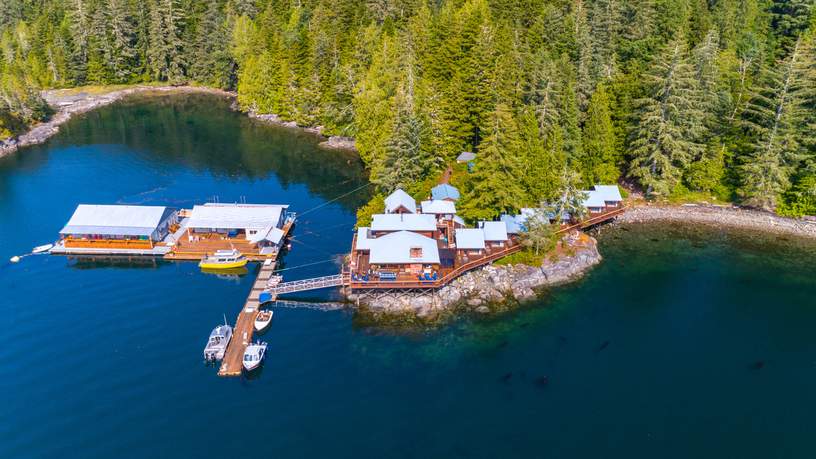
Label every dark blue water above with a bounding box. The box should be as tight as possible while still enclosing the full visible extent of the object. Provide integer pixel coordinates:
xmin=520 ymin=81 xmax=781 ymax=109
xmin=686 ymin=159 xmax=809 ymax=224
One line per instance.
xmin=2 ymin=94 xmax=816 ymax=458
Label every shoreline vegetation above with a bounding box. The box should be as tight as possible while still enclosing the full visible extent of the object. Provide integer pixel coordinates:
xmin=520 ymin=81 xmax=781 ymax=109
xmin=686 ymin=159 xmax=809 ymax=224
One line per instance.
xmin=0 ymin=85 xmax=358 ymax=158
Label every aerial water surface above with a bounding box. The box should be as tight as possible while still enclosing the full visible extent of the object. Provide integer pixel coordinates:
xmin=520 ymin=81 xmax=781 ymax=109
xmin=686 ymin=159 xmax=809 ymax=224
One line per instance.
xmin=2 ymin=94 xmax=815 ymax=458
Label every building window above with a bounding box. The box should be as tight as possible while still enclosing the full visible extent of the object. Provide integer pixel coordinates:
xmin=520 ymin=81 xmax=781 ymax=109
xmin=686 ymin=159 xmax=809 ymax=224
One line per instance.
xmin=410 ymin=247 xmax=423 ymax=258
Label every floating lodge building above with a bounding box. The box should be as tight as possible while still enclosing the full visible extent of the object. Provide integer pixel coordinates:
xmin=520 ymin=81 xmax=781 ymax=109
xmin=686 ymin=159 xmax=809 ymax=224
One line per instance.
xmin=52 ymin=202 xmax=294 ymax=260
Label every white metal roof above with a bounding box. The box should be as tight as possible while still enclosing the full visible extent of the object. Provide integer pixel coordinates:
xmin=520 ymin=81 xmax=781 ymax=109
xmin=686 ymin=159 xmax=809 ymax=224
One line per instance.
xmin=186 ymin=203 xmax=287 ymax=230
xmin=420 ymin=200 xmax=457 ymax=214
xmin=368 ymin=231 xmax=441 ymax=265
xmin=455 ymin=228 xmax=485 ymax=250
xmin=384 ymin=189 xmax=416 ymax=214
xmin=355 ymin=227 xmax=374 ymax=250
xmin=480 ymin=221 xmax=509 ymax=241
xmin=582 ymin=190 xmax=607 ymax=208
xmin=60 ymin=205 xmax=174 ymax=237
xmin=370 ymin=213 xmax=437 ymax=232
xmin=592 ymin=185 xmax=623 ymax=202
xmin=247 ymin=226 xmax=285 ymax=244
xmin=456 ymin=151 xmax=476 ymax=162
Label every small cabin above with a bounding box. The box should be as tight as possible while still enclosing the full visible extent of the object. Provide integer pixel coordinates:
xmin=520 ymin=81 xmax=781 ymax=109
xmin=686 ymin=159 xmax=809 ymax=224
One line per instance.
xmin=479 ymin=221 xmax=509 ymax=249
xmin=431 ymin=184 xmax=461 ymax=202
xmin=454 ymin=228 xmax=486 ymax=257
xmin=384 ymin=189 xmax=417 ymax=214
xmin=370 ymin=213 xmax=438 ymax=238
xmin=581 ymin=185 xmax=623 ymax=214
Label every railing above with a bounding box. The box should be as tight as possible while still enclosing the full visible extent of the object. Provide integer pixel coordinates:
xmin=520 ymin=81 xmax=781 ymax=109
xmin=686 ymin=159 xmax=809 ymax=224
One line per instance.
xmin=64 ymin=237 xmax=154 ymax=249
xmin=265 ymin=274 xmax=345 ymax=295
xmin=346 ymin=205 xmax=628 ymax=290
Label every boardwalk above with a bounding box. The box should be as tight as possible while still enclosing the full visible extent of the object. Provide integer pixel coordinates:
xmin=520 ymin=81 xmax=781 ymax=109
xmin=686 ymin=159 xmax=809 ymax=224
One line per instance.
xmin=217 ymin=260 xmax=278 ymax=377
xmin=347 ymin=206 xmax=627 ymax=290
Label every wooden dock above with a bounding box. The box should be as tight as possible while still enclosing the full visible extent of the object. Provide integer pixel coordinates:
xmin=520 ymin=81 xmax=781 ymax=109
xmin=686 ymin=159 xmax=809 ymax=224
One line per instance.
xmin=217 ymin=219 xmax=295 ymax=377
xmin=217 ymin=259 xmax=278 ymax=377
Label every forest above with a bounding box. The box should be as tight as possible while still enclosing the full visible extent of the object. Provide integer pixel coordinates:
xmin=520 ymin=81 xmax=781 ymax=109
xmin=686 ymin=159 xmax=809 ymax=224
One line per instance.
xmin=0 ymin=0 xmax=814 ymax=217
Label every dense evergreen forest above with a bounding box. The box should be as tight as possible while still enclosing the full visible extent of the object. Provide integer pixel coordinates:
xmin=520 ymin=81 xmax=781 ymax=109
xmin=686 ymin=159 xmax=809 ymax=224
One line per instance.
xmin=1 ymin=0 xmax=814 ymax=217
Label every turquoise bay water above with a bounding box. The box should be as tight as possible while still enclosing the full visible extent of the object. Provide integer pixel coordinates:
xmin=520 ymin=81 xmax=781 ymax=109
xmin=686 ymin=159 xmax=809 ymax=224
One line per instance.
xmin=2 ymin=94 xmax=816 ymax=458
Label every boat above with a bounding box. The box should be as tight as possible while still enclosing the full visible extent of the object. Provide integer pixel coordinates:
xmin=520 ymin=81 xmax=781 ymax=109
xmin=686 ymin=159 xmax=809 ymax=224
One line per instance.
xmin=266 ymin=274 xmax=283 ymax=288
xmin=203 ymin=319 xmax=233 ymax=362
xmin=198 ymin=249 xmax=248 ymax=270
xmin=254 ymin=310 xmax=273 ymax=332
xmin=242 ymin=341 xmax=267 ymax=371
xmin=32 ymin=243 xmax=54 ymax=254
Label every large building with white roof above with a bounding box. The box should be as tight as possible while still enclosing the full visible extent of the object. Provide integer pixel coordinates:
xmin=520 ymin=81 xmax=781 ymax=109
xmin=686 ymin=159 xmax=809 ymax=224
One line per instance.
xmin=59 ymin=204 xmax=178 ymax=248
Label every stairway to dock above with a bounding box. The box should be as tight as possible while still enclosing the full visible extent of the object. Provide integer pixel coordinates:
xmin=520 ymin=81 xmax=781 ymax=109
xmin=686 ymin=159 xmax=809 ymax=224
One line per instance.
xmin=262 ymin=274 xmax=346 ymax=299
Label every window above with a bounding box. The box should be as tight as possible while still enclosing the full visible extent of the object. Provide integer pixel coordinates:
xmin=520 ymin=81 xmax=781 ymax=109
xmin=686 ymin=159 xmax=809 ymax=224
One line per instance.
xmin=410 ymin=247 xmax=423 ymax=258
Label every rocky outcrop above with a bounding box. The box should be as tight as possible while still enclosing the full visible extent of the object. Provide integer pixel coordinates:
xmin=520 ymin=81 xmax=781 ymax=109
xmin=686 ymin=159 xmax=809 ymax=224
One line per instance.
xmin=318 ymin=136 xmax=356 ymax=151
xmin=349 ymin=234 xmax=603 ymax=321
xmin=246 ymin=112 xmax=357 ymax=151
xmin=620 ymin=204 xmax=816 ymax=238
xmin=1 ymin=86 xmax=235 ymax=157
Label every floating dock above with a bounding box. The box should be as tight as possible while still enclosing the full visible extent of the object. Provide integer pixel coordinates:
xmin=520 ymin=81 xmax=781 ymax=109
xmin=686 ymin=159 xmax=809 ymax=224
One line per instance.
xmin=217 ymin=259 xmax=280 ymax=377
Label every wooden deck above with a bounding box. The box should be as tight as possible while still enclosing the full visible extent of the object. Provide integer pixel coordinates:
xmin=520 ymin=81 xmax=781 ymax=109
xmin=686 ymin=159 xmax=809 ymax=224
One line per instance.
xmin=347 ymin=206 xmax=627 ymax=290
xmin=217 ymin=260 xmax=278 ymax=377
xmin=165 ymin=220 xmax=294 ymax=261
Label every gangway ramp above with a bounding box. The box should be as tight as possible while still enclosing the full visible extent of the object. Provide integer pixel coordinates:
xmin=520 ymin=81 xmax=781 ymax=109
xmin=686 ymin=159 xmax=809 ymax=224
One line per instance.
xmin=263 ymin=274 xmax=345 ymax=298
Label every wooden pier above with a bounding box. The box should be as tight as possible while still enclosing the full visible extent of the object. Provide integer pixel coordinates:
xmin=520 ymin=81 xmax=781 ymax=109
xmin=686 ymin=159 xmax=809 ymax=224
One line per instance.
xmin=217 ymin=259 xmax=279 ymax=377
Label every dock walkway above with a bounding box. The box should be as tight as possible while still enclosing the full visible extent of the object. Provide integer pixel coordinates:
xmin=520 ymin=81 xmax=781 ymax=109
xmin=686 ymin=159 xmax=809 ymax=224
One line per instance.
xmin=217 ymin=259 xmax=277 ymax=377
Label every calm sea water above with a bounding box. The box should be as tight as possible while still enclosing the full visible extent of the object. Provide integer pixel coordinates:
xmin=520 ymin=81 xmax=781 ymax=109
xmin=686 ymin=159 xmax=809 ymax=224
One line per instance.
xmin=2 ymin=94 xmax=816 ymax=458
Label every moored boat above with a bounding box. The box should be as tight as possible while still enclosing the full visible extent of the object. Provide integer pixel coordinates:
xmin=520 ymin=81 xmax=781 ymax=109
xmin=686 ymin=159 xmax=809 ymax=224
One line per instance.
xmin=203 ymin=320 xmax=233 ymax=362
xmin=198 ymin=249 xmax=248 ymax=270
xmin=32 ymin=243 xmax=54 ymax=254
xmin=242 ymin=341 xmax=267 ymax=371
xmin=254 ymin=310 xmax=273 ymax=332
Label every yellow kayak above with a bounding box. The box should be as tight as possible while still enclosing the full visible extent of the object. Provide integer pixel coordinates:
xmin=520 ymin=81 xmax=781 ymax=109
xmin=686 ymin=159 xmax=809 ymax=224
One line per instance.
xmin=199 ymin=249 xmax=248 ymax=270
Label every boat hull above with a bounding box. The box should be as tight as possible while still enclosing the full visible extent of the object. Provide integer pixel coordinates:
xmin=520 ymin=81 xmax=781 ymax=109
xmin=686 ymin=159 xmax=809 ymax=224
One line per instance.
xmin=198 ymin=259 xmax=248 ymax=270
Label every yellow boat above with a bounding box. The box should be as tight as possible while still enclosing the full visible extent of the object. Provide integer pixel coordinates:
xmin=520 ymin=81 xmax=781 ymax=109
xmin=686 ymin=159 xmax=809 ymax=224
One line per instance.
xmin=198 ymin=249 xmax=248 ymax=270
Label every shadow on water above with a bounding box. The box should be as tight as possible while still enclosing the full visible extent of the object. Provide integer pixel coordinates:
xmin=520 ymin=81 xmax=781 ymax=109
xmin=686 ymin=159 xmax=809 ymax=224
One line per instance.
xmin=0 ymin=93 xmax=371 ymax=212
xmin=67 ymin=255 xmax=166 ymax=270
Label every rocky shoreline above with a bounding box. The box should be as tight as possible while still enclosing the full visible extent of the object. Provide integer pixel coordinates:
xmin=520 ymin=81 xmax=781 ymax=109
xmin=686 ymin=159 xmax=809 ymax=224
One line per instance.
xmin=246 ymin=110 xmax=357 ymax=151
xmin=0 ymin=85 xmax=235 ymax=157
xmin=1 ymin=84 xmax=358 ymax=158
xmin=619 ymin=204 xmax=816 ymax=238
xmin=349 ymin=233 xmax=602 ymax=322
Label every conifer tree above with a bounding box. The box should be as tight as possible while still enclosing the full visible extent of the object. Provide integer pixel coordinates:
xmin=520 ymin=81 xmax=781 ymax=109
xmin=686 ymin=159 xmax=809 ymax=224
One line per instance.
xmin=147 ymin=0 xmax=186 ymax=84
xmin=739 ymin=35 xmax=816 ymax=210
xmin=629 ymin=38 xmax=706 ymax=196
xmin=461 ymin=103 xmax=526 ymax=220
xmin=581 ymin=83 xmax=619 ymax=184
xmin=189 ymin=0 xmax=232 ymax=88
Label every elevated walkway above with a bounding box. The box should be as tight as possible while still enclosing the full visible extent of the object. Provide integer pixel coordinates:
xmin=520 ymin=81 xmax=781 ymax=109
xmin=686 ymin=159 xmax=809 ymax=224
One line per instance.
xmin=260 ymin=274 xmax=346 ymax=302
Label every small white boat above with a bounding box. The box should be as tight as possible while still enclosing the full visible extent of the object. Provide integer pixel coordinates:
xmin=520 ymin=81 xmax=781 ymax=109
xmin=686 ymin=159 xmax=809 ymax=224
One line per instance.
xmin=266 ymin=274 xmax=283 ymax=288
xmin=32 ymin=243 xmax=54 ymax=254
xmin=242 ymin=341 xmax=267 ymax=371
xmin=254 ymin=310 xmax=273 ymax=332
xmin=203 ymin=319 xmax=233 ymax=362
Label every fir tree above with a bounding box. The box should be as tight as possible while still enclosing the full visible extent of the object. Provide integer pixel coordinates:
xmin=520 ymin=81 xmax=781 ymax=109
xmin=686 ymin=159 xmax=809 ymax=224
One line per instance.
xmin=581 ymin=83 xmax=619 ymax=185
xmin=739 ymin=36 xmax=816 ymax=210
xmin=461 ymin=103 xmax=526 ymax=220
xmin=629 ymin=38 xmax=706 ymax=196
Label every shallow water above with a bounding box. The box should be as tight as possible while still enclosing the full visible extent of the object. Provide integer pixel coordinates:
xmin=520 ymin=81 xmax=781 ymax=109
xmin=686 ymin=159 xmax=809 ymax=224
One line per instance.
xmin=2 ymin=94 xmax=816 ymax=458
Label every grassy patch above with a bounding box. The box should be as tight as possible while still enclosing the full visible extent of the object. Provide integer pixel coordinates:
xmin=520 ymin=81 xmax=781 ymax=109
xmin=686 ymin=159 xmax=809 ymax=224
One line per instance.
xmin=494 ymin=248 xmax=545 ymax=266
xmin=48 ymin=82 xmax=164 ymax=96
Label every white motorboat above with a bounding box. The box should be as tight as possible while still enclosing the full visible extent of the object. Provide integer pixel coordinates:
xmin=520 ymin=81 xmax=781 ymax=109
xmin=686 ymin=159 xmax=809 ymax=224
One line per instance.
xmin=242 ymin=341 xmax=267 ymax=371
xmin=32 ymin=243 xmax=54 ymax=254
xmin=203 ymin=319 xmax=233 ymax=362
xmin=254 ymin=310 xmax=273 ymax=333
